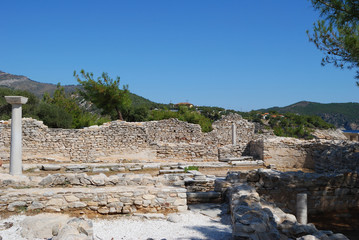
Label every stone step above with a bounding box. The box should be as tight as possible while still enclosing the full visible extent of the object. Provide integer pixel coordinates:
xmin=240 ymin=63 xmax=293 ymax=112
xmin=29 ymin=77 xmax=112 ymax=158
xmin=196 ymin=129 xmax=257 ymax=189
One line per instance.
xmin=159 ymin=169 xmax=185 ymax=174
xmin=1 ymin=161 xmax=251 ymax=174
xmin=219 ymin=156 xmax=254 ymax=162
xmin=186 ymin=191 xmax=222 ymax=204
xmin=230 ymin=160 xmax=264 ymax=166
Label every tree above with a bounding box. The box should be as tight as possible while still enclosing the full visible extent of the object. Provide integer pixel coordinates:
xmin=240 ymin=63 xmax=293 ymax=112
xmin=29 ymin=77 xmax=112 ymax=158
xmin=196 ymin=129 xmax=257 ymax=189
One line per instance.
xmin=307 ymin=0 xmax=359 ymax=79
xmin=44 ymin=83 xmax=110 ymax=128
xmin=0 ymin=87 xmax=39 ymax=120
xmin=37 ymin=102 xmax=73 ymax=128
xmin=74 ymin=70 xmax=131 ymax=120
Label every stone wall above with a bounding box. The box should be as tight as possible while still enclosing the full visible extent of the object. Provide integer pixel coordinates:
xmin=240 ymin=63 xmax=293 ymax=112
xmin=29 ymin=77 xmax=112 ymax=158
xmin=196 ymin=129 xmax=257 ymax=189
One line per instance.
xmin=1 ymin=186 xmax=187 ymax=214
xmin=0 ymin=172 xmax=188 ymax=214
xmin=228 ymin=183 xmax=349 ymax=240
xmin=249 ymin=136 xmax=359 ymax=172
xmin=0 ymin=113 xmax=255 ymax=163
xmin=249 ymin=137 xmax=314 ymax=169
xmin=222 ymin=169 xmax=359 ymax=214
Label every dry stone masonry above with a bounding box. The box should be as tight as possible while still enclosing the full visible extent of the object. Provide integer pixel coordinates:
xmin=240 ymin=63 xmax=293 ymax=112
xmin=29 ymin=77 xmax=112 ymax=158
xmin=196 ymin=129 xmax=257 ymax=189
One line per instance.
xmin=227 ymin=183 xmax=349 ymax=240
xmin=220 ymin=169 xmax=359 ymax=215
xmin=0 ymin=172 xmax=188 ymax=215
xmin=0 ymin=113 xmax=255 ymax=163
xmin=249 ymin=136 xmax=359 ymax=172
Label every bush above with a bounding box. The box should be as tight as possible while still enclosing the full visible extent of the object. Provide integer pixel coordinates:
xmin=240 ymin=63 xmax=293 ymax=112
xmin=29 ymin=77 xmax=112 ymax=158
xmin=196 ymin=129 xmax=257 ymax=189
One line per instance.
xmin=184 ymin=166 xmax=199 ymax=172
xmin=148 ymin=107 xmax=213 ymax=132
xmin=36 ymin=103 xmax=73 ymax=128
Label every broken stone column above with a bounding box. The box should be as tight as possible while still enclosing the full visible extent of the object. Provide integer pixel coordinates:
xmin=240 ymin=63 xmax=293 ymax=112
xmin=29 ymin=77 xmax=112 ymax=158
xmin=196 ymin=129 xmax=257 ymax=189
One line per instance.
xmin=297 ymin=193 xmax=307 ymax=224
xmin=232 ymin=122 xmax=236 ymax=146
xmin=5 ymin=96 xmax=28 ymax=175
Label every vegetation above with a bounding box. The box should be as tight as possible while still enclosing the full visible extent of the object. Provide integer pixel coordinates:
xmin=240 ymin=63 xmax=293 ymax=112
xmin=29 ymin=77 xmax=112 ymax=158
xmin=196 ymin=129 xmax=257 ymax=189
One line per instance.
xmin=184 ymin=166 xmax=199 ymax=172
xmin=308 ymin=0 xmax=359 ymax=79
xmin=148 ymin=106 xmax=213 ymax=132
xmin=37 ymin=102 xmax=73 ymax=128
xmin=266 ymin=112 xmax=334 ymax=139
xmin=259 ymin=101 xmax=359 ymax=129
xmin=0 ymin=87 xmax=39 ymax=120
xmin=0 ymin=70 xmax=340 ymax=136
xmin=74 ymin=70 xmax=131 ymax=120
xmin=43 ymin=84 xmax=110 ymax=128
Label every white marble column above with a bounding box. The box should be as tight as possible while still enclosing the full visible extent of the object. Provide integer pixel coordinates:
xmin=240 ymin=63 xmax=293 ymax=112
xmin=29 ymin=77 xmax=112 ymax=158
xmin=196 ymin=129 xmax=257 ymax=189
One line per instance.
xmin=297 ymin=193 xmax=308 ymax=224
xmin=232 ymin=122 xmax=237 ymax=146
xmin=5 ymin=96 xmax=28 ymax=175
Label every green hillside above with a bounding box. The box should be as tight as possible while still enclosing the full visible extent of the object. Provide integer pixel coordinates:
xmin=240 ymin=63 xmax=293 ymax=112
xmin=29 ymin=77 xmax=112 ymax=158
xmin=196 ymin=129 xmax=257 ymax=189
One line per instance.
xmin=129 ymin=93 xmax=169 ymax=109
xmin=0 ymin=70 xmax=166 ymax=110
xmin=259 ymin=101 xmax=359 ymax=130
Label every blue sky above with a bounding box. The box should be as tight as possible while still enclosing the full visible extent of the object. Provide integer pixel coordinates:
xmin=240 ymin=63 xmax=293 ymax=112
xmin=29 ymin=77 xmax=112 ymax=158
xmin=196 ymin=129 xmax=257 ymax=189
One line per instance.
xmin=1 ymin=0 xmax=358 ymax=111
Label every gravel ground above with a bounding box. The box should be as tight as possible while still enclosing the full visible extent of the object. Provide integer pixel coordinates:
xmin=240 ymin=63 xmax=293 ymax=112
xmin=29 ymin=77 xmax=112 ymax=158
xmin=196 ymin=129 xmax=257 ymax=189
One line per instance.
xmin=0 ymin=206 xmax=232 ymax=240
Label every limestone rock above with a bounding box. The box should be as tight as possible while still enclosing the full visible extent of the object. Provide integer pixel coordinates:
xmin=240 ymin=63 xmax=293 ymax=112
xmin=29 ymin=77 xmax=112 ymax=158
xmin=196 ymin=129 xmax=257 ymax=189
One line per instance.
xmin=42 ymin=164 xmax=61 ymax=171
xmin=20 ymin=214 xmax=69 ymax=239
xmin=167 ymin=213 xmax=182 ymax=223
xmin=7 ymin=201 xmax=26 ymax=211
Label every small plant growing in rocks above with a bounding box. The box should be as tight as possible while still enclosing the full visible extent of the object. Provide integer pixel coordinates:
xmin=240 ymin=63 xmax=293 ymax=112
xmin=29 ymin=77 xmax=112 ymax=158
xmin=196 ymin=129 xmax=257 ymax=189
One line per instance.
xmin=184 ymin=166 xmax=199 ymax=172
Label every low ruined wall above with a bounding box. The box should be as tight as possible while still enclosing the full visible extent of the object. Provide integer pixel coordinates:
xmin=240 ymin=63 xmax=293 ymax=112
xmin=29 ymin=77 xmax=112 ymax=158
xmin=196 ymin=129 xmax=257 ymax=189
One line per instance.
xmin=0 ymin=172 xmax=188 ymax=214
xmin=313 ymin=141 xmax=359 ymax=173
xmin=249 ymin=137 xmax=313 ymax=169
xmin=0 ymin=186 xmax=187 ymax=214
xmin=249 ymin=136 xmax=359 ymax=172
xmin=223 ymin=169 xmax=359 ymax=214
xmin=227 ymin=183 xmax=349 ymax=240
xmin=0 ymin=113 xmax=255 ymax=163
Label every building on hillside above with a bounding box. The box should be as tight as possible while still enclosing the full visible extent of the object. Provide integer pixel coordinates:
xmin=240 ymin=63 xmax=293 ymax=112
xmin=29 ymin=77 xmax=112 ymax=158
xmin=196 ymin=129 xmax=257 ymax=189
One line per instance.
xmin=175 ymin=102 xmax=194 ymax=108
xmin=342 ymin=130 xmax=359 ymax=141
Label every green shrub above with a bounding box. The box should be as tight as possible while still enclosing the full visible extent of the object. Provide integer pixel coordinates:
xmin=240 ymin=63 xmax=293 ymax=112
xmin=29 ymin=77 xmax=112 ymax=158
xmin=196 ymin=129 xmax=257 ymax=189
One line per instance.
xmin=148 ymin=107 xmax=213 ymax=132
xmin=37 ymin=103 xmax=73 ymax=128
xmin=184 ymin=166 xmax=199 ymax=172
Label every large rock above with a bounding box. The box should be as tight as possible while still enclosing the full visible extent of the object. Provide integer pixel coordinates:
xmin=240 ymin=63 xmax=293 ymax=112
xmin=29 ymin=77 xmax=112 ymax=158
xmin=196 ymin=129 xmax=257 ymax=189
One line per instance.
xmin=20 ymin=214 xmax=70 ymax=239
xmin=53 ymin=218 xmax=93 ymax=240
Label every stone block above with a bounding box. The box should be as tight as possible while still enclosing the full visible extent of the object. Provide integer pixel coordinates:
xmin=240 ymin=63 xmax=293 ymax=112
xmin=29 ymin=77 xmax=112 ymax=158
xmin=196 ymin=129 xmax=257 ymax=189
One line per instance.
xmin=7 ymin=201 xmax=27 ymax=211
xmin=46 ymin=198 xmax=65 ymax=207
xmin=97 ymin=207 xmax=109 ymax=214
xmin=64 ymin=195 xmax=80 ymax=202
xmin=67 ymin=201 xmax=85 ymax=208
xmin=42 ymin=164 xmax=61 ymax=171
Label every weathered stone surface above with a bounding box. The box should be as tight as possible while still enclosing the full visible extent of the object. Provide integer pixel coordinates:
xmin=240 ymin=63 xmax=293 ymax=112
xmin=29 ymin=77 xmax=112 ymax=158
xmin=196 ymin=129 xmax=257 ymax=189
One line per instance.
xmin=53 ymin=218 xmax=93 ymax=240
xmin=0 ymin=114 xmax=255 ymax=162
xmin=0 ymin=185 xmax=187 ymax=215
xmin=167 ymin=213 xmax=182 ymax=223
xmin=224 ymin=173 xmax=352 ymax=240
xmin=28 ymin=201 xmax=45 ymax=210
xmin=68 ymin=202 xmax=87 ymax=208
xmin=20 ymin=214 xmax=69 ymax=239
xmin=42 ymin=164 xmax=61 ymax=171
xmin=250 ymin=136 xmax=359 ymax=172
xmin=7 ymin=201 xmax=26 ymax=211
xmin=222 ymin=169 xmax=359 ymax=214
xmin=64 ymin=195 xmax=80 ymax=202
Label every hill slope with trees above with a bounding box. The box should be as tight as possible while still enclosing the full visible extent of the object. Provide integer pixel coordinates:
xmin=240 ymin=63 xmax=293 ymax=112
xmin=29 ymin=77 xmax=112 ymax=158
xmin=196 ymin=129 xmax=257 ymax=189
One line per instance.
xmin=259 ymin=101 xmax=359 ymax=130
xmin=1 ymin=70 xmax=358 ymax=133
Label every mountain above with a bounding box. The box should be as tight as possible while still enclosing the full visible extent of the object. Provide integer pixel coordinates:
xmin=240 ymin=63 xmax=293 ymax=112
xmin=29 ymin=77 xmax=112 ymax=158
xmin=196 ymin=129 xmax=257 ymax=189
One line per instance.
xmin=0 ymin=71 xmax=78 ymax=97
xmin=0 ymin=70 xmax=164 ymax=109
xmin=259 ymin=101 xmax=359 ymax=130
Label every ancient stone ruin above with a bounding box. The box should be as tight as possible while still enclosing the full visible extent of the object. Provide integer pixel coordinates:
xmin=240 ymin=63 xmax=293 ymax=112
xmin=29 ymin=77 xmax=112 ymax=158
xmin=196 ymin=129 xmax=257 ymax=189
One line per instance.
xmin=0 ymin=111 xmax=358 ymax=239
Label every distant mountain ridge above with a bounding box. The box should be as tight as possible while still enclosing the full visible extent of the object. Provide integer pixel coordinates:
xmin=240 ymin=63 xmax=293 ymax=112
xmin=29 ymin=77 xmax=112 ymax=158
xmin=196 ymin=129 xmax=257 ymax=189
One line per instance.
xmin=0 ymin=71 xmax=78 ymax=97
xmin=259 ymin=101 xmax=359 ymax=130
xmin=2 ymin=70 xmax=358 ymax=129
xmin=0 ymin=70 xmax=162 ymax=109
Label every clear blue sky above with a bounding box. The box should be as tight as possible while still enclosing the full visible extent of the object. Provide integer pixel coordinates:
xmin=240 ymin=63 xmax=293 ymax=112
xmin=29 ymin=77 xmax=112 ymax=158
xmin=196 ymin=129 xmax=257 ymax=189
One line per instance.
xmin=1 ymin=0 xmax=358 ymax=111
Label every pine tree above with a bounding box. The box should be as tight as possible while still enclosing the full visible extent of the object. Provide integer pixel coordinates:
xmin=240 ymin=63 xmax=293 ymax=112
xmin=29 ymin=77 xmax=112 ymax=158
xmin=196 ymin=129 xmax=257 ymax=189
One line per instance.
xmin=74 ymin=70 xmax=131 ymax=120
xmin=307 ymin=0 xmax=359 ymax=79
